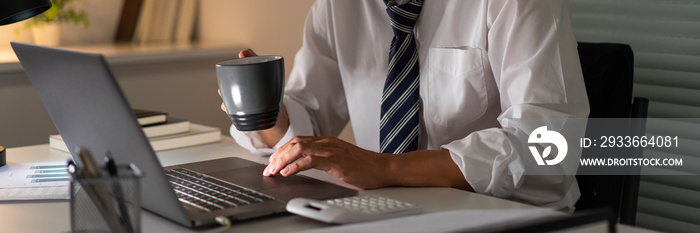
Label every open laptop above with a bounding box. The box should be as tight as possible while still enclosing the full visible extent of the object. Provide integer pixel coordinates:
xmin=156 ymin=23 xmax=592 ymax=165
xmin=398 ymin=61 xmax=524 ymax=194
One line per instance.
xmin=11 ymin=42 xmax=357 ymax=228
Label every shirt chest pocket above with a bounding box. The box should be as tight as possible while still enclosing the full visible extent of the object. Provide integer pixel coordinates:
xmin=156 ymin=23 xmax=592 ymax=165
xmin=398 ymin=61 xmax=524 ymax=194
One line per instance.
xmin=425 ymin=48 xmax=488 ymax=127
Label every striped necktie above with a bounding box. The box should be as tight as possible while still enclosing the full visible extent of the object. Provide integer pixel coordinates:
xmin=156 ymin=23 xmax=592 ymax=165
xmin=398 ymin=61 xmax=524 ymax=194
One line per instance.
xmin=380 ymin=0 xmax=423 ymax=154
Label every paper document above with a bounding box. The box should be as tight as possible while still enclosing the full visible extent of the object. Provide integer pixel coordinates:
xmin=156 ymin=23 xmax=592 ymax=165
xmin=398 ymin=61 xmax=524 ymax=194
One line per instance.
xmin=0 ymin=161 xmax=70 ymax=201
xmin=299 ymin=208 xmax=560 ymax=233
xmin=0 ymin=186 xmax=70 ymax=201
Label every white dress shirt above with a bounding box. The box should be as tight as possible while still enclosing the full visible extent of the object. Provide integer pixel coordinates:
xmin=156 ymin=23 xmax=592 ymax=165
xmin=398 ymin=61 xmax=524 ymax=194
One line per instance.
xmin=230 ymin=0 xmax=589 ymax=213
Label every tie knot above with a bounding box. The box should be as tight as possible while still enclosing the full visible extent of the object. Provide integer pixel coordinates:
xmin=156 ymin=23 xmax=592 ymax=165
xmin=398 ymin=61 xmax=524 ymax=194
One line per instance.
xmin=386 ymin=0 xmax=424 ymax=35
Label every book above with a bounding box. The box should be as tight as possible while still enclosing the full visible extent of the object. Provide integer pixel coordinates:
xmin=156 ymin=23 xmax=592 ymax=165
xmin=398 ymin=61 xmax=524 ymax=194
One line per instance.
xmin=134 ymin=109 xmax=167 ymax=126
xmin=114 ymin=0 xmax=144 ymax=42
xmin=50 ymin=123 xmax=221 ymax=152
xmin=142 ymin=116 xmax=190 ymax=138
xmin=152 ymin=0 xmax=179 ymax=43
xmin=132 ymin=0 xmax=158 ymax=43
xmin=133 ymin=0 xmax=179 ymax=44
xmin=123 ymin=0 xmax=198 ymax=44
xmin=147 ymin=123 xmax=221 ymax=151
xmin=173 ymin=0 xmax=198 ymax=43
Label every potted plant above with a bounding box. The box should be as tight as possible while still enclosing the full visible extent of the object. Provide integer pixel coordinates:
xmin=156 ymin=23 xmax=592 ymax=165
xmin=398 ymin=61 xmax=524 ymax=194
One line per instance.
xmin=19 ymin=0 xmax=89 ymax=46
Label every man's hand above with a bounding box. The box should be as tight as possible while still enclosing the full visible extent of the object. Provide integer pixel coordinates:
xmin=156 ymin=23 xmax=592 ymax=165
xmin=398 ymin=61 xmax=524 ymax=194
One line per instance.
xmin=263 ymin=136 xmax=473 ymax=191
xmin=263 ymin=136 xmax=392 ymax=189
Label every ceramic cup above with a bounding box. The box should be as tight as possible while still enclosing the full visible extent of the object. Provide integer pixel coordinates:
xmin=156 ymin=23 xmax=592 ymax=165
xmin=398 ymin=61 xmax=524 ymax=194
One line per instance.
xmin=216 ymin=55 xmax=284 ymax=131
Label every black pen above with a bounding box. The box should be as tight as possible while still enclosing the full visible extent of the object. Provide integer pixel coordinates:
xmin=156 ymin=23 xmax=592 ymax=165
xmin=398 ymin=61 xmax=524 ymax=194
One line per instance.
xmin=105 ymin=153 xmax=134 ymax=233
xmin=105 ymin=154 xmax=118 ymax=176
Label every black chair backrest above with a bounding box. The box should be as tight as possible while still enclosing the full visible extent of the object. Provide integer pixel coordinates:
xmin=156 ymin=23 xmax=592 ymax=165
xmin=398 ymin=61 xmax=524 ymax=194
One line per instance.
xmin=575 ymin=42 xmax=636 ymax=222
xmin=578 ymin=42 xmax=634 ymax=119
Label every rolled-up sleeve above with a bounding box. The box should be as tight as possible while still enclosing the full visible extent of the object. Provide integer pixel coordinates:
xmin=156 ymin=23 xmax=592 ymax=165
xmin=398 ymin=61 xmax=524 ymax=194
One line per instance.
xmin=443 ymin=0 xmax=589 ymax=212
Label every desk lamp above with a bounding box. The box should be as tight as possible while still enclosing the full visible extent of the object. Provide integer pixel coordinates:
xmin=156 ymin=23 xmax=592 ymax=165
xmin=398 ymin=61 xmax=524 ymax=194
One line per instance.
xmin=0 ymin=0 xmax=52 ymax=26
xmin=0 ymin=0 xmax=51 ymax=166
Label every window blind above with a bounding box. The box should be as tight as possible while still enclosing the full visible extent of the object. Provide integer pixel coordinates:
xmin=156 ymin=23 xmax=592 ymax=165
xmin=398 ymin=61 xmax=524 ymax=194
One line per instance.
xmin=567 ymin=0 xmax=700 ymax=232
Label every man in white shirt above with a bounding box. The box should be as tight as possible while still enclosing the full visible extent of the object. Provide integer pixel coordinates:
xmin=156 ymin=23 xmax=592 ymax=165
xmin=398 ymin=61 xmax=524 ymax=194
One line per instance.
xmin=224 ymin=0 xmax=589 ymax=213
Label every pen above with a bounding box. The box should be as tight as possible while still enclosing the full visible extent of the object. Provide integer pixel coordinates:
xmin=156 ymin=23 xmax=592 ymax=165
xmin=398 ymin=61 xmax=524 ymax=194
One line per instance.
xmin=105 ymin=153 xmax=134 ymax=233
xmin=77 ymin=149 xmax=97 ymax=177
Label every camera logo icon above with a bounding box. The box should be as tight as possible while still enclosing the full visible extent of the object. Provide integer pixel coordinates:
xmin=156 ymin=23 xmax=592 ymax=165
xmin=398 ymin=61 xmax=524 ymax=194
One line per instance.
xmin=528 ymin=126 xmax=568 ymax=166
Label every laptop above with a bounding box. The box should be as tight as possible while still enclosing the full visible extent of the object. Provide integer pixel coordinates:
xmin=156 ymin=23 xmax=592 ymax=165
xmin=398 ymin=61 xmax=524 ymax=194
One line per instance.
xmin=11 ymin=42 xmax=357 ymax=228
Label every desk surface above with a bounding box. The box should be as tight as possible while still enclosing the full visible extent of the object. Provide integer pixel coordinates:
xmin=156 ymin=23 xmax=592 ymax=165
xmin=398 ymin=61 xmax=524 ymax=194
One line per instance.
xmin=0 ymin=137 xmax=652 ymax=233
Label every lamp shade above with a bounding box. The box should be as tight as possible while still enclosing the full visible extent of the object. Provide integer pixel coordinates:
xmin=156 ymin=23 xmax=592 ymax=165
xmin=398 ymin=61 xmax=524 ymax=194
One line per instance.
xmin=0 ymin=0 xmax=52 ymax=26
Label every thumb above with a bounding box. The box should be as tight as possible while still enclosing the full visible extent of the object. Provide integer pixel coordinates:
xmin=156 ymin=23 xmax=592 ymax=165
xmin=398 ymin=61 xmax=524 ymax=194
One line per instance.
xmin=238 ymin=49 xmax=258 ymax=58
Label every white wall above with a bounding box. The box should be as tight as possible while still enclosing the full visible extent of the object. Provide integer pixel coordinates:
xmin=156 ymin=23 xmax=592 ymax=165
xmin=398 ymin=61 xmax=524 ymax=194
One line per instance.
xmin=198 ymin=0 xmax=315 ymax=77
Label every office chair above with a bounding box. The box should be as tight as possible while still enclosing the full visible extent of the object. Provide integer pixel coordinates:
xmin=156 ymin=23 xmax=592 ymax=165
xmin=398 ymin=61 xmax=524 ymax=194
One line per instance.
xmin=574 ymin=42 xmax=649 ymax=226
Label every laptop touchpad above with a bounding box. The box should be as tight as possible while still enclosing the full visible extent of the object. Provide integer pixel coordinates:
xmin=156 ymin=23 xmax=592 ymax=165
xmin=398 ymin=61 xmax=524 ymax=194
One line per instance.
xmin=207 ymin=166 xmax=309 ymax=190
xmin=171 ymin=157 xmax=260 ymax=174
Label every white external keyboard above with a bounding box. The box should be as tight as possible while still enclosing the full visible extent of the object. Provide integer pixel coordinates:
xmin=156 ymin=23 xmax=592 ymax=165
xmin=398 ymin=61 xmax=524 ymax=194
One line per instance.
xmin=286 ymin=195 xmax=421 ymax=224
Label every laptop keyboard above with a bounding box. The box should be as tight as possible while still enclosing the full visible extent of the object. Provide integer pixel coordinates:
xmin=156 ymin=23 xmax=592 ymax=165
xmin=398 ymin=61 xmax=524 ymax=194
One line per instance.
xmin=165 ymin=167 xmax=274 ymax=212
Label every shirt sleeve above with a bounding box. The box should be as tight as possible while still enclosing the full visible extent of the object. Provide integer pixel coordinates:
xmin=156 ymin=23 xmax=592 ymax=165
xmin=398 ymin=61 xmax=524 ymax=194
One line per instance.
xmin=229 ymin=96 xmax=315 ymax=155
xmin=230 ymin=0 xmax=349 ymax=155
xmin=442 ymin=0 xmax=589 ymax=212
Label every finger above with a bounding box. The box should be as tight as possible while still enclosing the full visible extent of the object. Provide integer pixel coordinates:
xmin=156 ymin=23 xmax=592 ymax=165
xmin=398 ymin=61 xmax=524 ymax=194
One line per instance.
xmin=221 ymin=102 xmax=228 ymax=114
xmin=281 ymin=152 xmax=335 ymax=177
xmin=262 ymin=151 xmax=277 ymax=176
xmin=281 ymin=156 xmax=314 ymax=176
xmin=267 ymin=135 xmax=310 ymax=163
xmin=279 ymin=144 xmax=334 ymax=176
xmin=266 ymin=137 xmax=326 ymax=176
xmin=238 ymin=49 xmax=258 ymax=58
xmin=312 ymin=136 xmax=335 ymax=145
xmin=272 ymin=140 xmax=315 ymax=175
xmin=269 ymin=151 xmax=276 ymax=163
xmin=264 ymin=137 xmax=307 ymax=176
xmin=218 ymin=89 xmax=229 ymax=114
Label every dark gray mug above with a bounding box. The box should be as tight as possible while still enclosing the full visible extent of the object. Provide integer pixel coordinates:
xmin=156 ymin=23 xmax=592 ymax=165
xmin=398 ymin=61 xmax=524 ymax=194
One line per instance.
xmin=216 ymin=55 xmax=284 ymax=131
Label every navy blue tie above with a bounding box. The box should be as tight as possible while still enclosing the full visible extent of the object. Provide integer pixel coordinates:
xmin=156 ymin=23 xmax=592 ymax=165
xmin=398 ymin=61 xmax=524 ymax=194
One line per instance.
xmin=380 ymin=0 xmax=423 ymax=154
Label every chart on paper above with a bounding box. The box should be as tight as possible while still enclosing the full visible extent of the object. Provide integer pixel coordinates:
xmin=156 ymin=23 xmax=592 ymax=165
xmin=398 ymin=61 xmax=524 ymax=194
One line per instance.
xmin=0 ymin=162 xmax=69 ymax=187
xmin=0 ymin=162 xmax=70 ymax=201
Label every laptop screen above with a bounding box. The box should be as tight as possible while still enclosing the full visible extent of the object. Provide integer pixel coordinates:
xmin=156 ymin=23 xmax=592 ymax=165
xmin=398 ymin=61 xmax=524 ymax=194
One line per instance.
xmin=12 ymin=42 xmax=191 ymax=225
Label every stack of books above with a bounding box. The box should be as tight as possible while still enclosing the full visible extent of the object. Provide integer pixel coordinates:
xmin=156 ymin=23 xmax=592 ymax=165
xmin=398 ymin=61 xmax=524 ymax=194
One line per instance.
xmin=50 ymin=110 xmax=221 ymax=152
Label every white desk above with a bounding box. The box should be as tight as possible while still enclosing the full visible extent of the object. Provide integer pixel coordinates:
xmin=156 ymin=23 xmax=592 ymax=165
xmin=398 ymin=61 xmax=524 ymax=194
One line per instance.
xmin=0 ymin=137 xmax=652 ymax=233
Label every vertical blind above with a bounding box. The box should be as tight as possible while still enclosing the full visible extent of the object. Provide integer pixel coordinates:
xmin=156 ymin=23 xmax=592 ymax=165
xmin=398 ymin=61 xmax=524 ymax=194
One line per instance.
xmin=567 ymin=0 xmax=700 ymax=232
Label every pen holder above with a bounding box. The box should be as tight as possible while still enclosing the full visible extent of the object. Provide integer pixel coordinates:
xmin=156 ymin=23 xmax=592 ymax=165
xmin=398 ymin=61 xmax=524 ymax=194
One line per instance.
xmin=70 ymin=165 xmax=141 ymax=233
